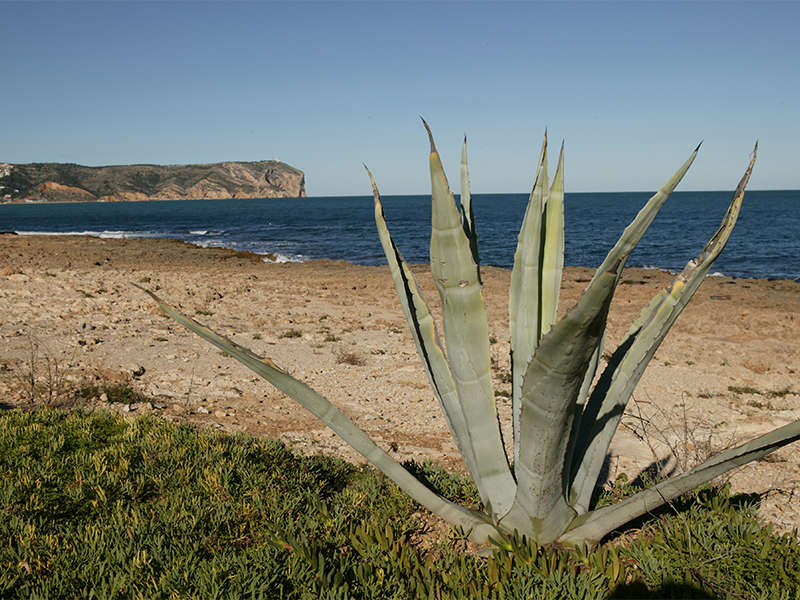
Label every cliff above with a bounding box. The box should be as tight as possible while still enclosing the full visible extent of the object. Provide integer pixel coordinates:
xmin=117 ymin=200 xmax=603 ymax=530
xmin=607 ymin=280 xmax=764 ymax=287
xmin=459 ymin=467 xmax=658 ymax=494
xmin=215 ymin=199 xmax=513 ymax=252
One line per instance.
xmin=0 ymin=160 xmax=306 ymax=202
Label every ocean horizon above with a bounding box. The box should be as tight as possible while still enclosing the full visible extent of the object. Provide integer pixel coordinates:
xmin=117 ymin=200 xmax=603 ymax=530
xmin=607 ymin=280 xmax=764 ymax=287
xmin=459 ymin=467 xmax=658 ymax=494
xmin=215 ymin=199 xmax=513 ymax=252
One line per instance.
xmin=1 ymin=190 xmax=798 ymax=282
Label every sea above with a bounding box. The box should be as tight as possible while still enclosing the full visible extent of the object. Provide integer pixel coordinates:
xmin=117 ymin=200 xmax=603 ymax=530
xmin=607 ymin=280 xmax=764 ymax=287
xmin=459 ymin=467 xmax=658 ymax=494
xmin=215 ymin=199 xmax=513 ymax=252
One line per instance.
xmin=1 ymin=190 xmax=798 ymax=282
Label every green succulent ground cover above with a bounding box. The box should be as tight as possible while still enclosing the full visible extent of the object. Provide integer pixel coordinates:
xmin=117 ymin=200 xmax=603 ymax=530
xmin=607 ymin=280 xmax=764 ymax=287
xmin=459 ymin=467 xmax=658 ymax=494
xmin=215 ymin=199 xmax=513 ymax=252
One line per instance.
xmin=1 ymin=407 xmax=799 ymax=599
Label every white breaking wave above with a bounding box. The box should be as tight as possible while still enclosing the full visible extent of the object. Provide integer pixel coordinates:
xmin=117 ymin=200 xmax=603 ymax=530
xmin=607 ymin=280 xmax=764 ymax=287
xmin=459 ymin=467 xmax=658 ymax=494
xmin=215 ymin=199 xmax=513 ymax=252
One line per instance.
xmin=16 ymin=230 xmax=160 ymax=239
xmin=262 ymin=253 xmax=306 ymax=264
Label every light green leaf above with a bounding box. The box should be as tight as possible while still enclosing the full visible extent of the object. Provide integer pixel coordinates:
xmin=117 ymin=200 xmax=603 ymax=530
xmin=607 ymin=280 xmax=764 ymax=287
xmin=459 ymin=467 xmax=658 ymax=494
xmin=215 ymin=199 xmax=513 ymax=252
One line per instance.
xmin=508 ymin=133 xmax=548 ymax=469
xmin=500 ymin=265 xmax=621 ymax=542
xmin=367 ymin=166 xmax=483 ymax=502
xmin=424 ymin=119 xmax=516 ymax=520
xmin=460 ymin=136 xmax=481 ymax=284
xmin=539 ymin=141 xmax=565 ymax=338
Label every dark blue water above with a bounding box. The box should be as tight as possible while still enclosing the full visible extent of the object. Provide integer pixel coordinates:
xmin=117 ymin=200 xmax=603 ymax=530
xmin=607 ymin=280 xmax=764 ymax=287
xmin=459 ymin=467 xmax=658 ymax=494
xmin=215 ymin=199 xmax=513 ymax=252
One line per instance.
xmin=1 ymin=190 xmax=798 ymax=281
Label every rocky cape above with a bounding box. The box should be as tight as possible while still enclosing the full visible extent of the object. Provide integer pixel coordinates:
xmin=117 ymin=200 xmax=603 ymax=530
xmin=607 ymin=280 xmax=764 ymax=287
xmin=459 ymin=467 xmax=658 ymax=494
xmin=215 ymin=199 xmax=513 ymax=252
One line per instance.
xmin=0 ymin=160 xmax=306 ymax=202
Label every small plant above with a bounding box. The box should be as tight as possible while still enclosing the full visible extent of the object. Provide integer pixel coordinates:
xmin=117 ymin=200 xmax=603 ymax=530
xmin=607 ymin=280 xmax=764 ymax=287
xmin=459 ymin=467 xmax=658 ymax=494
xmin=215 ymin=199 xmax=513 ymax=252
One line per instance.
xmin=769 ymin=387 xmax=793 ymax=398
xmin=324 ymin=333 xmax=340 ymax=342
xmin=195 ymin=309 xmax=213 ymax=316
xmin=76 ymin=382 xmax=147 ymax=405
xmin=138 ymin=276 xmax=151 ymax=283
xmin=6 ymin=335 xmax=72 ymax=407
xmin=252 ymin=332 xmax=262 ymax=340
xmin=279 ymin=330 xmax=303 ymax=339
xmin=335 ymin=348 xmax=366 ymax=366
xmin=729 ymin=385 xmax=761 ymax=395
xmin=75 ymin=289 xmax=93 ymax=298
xmin=142 ymin=123 xmax=800 ymax=547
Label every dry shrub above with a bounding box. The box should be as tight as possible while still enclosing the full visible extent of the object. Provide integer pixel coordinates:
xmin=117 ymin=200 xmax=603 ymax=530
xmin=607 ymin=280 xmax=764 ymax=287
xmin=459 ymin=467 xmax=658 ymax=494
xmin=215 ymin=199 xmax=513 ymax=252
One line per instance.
xmin=4 ymin=335 xmax=73 ymax=407
xmin=624 ymin=392 xmax=742 ymax=479
xmin=334 ymin=347 xmax=365 ymax=366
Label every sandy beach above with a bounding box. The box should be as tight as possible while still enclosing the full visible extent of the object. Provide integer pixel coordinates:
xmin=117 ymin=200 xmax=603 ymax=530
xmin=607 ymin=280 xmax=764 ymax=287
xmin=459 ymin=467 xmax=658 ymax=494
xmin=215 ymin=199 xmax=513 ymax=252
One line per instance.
xmin=2 ymin=233 xmax=799 ymax=533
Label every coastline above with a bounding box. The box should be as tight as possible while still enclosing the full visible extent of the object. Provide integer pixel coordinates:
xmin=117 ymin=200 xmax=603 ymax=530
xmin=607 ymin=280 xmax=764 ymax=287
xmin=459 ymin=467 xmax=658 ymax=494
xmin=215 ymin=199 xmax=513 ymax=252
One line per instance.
xmin=2 ymin=234 xmax=799 ymax=533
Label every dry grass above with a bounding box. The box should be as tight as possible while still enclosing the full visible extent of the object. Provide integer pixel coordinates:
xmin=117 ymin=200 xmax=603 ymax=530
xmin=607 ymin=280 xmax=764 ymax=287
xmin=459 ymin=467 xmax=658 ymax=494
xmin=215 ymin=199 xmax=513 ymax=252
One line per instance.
xmin=334 ymin=347 xmax=366 ymax=366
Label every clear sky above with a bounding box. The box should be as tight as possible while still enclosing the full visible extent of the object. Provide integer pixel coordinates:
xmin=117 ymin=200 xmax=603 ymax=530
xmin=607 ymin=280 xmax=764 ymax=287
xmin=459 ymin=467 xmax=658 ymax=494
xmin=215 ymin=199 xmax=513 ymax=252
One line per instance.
xmin=2 ymin=1 xmax=798 ymax=196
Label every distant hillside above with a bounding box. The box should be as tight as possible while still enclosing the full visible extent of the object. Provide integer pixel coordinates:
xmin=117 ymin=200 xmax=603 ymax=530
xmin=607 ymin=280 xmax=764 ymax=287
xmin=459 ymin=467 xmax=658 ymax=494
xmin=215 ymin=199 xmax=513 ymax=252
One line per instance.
xmin=0 ymin=160 xmax=306 ymax=202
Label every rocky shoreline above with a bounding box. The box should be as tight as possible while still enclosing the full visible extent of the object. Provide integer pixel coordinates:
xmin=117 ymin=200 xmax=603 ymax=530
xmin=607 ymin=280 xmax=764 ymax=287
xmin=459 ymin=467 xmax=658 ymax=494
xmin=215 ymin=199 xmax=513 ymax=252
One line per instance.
xmin=2 ymin=234 xmax=799 ymax=533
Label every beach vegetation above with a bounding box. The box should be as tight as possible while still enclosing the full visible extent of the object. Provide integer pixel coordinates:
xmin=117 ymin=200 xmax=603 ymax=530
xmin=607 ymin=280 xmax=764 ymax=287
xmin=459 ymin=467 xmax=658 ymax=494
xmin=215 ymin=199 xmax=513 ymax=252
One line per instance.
xmin=334 ymin=348 xmax=366 ymax=367
xmin=140 ymin=122 xmax=800 ymax=548
xmin=76 ymin=382 xmax=148 ymax=406
xmin=278 ymin=329 xmax=303 ymax=339
xmin=728 ymin=385 xmax=761 ymax=396
xmin=2 ymin=408 xmax=799 ymax=598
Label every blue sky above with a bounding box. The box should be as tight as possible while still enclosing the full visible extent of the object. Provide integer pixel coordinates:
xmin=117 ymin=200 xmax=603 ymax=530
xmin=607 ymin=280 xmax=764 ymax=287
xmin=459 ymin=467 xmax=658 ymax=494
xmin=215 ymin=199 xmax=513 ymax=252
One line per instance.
xmin=2 ymin=1 xmax=798 ymax=196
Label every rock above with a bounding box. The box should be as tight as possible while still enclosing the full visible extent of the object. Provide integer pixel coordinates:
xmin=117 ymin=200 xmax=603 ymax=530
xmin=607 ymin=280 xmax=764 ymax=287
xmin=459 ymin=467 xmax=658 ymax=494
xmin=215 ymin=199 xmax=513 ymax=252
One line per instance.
xmin=127 ymin=364 xmax=146 ymax=378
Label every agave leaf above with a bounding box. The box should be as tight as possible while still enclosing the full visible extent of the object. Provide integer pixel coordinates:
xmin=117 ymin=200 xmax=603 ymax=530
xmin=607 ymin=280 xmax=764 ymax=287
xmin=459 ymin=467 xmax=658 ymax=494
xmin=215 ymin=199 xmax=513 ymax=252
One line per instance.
xmin=561 ymin=417 xmax=800 ymax=546
xmin=499 ymin=264 xmax=622 ymax=542
xmin=460 ymin=137 xmax=481 ymax=284
xmin=508 ymin=133 xmax=548 ymax=469
xmin=539 ymin=141 xmax=565 ymax=339
xmin=424 ymin=119 xmax=516 ymax=520
xmin=569 ymin=144 xmax=758 ymax=514
xmin=135 ymin=284 xmax=498 ymax=541
xmin=569 ymin=146 xmax=699 ymax=420
xmin=367 ymin=167 xmax=483 ymax=502
xmin=586 ymin=145 xmax=700 ymax=289
xmin=558 ymin=146 xmax=702 ymax=503
xmin=568 ymin=145 xmax=700 ymax=442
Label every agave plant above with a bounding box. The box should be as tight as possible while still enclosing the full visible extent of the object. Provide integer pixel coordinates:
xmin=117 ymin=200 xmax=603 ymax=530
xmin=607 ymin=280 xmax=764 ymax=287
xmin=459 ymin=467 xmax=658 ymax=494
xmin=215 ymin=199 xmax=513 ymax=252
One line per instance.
xmin=140 ymin=122 xmax=800 ymax=547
